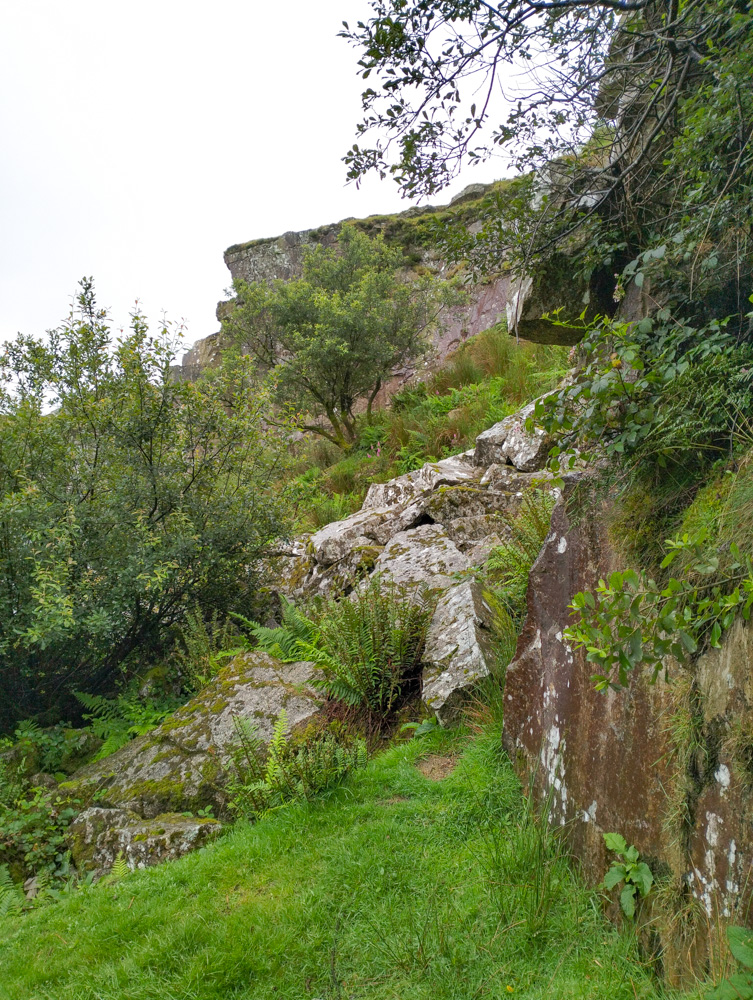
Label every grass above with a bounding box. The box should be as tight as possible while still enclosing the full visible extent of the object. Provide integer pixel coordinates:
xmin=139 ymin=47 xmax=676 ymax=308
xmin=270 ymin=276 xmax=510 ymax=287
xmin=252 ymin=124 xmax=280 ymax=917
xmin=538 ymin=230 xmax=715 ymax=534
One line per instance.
xmin=0 ymin=722 xmax=703 ymax=1000
xmin=290 ymin=327 xmax=569 ymax=531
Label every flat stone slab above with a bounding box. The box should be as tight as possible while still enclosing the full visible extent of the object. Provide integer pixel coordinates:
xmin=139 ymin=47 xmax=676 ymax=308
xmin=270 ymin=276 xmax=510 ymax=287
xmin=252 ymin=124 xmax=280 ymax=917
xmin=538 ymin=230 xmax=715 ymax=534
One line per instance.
xmin=61 ymin=651 xmax=321 ymax=819
xmin=422 ymin=580 xmax=496 ymax=723
xmin=68 ymin=807 xmax=222 ymax=878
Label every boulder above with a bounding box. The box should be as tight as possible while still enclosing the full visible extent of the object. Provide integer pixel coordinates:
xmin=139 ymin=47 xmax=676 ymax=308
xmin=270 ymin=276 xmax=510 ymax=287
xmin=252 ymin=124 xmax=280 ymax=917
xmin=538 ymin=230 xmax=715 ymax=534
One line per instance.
xmin=474 ymin=402 xmax=552 ymax=472
xmin=309 ymin=499 xmax=426 ymax=567
xmin=361 ymin=453 xmax=479 ymax=511
xmin=68 ymin=807 xmax=222 ymax=878
xmin=424 ymin=483 xmax=517 ymax=523
xmin=61 ymin=652 xmax=321 ymax=819
xmin=479 ymin=463 xmax=554 ymax=491
xmin=373 ymin=524 xmax=470 ymax=589
xmin=422 ymin=581 xmax=496 ymax=723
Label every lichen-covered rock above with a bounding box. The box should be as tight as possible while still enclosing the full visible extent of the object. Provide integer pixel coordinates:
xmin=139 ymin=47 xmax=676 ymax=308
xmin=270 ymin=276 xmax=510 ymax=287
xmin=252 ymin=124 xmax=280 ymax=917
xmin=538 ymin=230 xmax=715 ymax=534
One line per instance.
xmin=373 ymin=524 xmax=469 ymax=589
xmin=422 ymin=581 xmax=496 ymax=723
xmin=474 ymin=402 xmax=552 ymax=471
xmin=479 ymin=463 xmax=554 ymax=491
xmin=309 ymin=500 xmax=425 ymax=567
xmin=424 ymin=483 xmax=515 ymax=523
xmin=61 ymin=652 xmax=321 ymax=819
xmin=68 ymin=807 xmax=222 ymax=878
xmin=362 ymin=453 xmax=480 ymax=510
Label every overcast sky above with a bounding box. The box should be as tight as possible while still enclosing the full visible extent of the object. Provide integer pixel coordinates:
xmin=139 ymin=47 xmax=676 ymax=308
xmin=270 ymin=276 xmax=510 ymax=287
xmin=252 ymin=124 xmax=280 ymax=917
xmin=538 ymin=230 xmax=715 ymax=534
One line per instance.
xmin=0 ymin=1 xmax=502 ymax=359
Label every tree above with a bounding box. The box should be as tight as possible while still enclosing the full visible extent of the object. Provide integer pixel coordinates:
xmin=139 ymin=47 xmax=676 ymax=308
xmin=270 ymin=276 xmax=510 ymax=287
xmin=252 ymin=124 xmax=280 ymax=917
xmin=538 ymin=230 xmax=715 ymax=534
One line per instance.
xmin=0 ymin=280 xmax=290 ymax=731
xmin=342 ymin=0 xmax=753 ymax=322
xmin=223 ymin=225 xmax=457 ymax=448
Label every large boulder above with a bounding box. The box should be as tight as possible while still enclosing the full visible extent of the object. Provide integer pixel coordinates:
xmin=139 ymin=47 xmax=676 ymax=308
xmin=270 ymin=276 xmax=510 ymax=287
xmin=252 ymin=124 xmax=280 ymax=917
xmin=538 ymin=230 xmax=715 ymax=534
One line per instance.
xmin=422 ymin=581 xmax=496 ymax=723
xmin=474 ymin=401 xmax=552 ymax=471
xmin=61 ymin=652 xmax=321 ymax=820
xmin=373 ymin=524 xmax=470 ymax=589
xmin=362 ymin=452 xmax=480 ymax=510
xmin=68 ymin=807 xmax=222 ymax=878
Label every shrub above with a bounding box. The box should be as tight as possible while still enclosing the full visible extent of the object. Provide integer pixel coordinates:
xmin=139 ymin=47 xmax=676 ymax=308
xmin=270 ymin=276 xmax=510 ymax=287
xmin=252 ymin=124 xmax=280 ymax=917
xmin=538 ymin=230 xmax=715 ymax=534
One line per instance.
xmin=244 ymin=576 xmax=437 ymax=720
xmin=0 ymin=280 xmax=290 ymax=732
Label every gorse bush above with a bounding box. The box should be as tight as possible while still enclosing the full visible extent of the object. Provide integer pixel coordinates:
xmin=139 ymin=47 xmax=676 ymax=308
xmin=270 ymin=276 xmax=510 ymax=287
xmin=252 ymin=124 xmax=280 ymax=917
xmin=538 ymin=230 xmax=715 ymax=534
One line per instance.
xmin=246 ymin=576 xmax=437 ymax=719
xmin=0 ymin=280 xmax=291 ymax=732
xmin=225 ymin=711 xmax=367 ymax=818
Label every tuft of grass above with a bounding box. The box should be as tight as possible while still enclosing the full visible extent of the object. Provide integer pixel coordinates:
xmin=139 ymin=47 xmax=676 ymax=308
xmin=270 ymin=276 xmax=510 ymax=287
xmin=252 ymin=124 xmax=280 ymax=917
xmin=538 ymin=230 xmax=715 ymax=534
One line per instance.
xmin=0 ymin=721 xmax=702 ymax=1000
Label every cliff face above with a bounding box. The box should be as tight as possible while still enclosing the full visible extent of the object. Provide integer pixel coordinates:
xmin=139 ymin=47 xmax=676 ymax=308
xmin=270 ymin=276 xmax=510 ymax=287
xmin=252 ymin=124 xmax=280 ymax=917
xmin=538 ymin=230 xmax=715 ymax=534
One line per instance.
xmin=504 ymin=484 xmax=753 ymax=982
xmin=182 ymin=184 xmax=516 ymax=381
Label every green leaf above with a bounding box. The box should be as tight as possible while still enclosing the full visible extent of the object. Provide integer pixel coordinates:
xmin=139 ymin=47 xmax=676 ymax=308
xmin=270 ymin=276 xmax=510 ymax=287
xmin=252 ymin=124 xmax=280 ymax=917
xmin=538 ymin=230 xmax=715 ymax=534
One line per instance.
xmin=604 ymin=832 xmax=627 ymax=855
xmin=620 ymin=884 xmax=636 ymax=918
xmin=604 ymin=866 xmax=624 ymax=890
xmin=729 ymin=927 xmax=753 ymax=969
xmin=632 ymin=862 xmax=654 ymax=897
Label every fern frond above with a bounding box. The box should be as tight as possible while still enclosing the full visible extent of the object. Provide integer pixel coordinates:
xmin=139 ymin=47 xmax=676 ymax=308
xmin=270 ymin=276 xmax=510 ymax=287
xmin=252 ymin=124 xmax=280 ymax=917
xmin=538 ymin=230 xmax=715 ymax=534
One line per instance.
xmin=110 ymin=851 xmax=130 ymax=881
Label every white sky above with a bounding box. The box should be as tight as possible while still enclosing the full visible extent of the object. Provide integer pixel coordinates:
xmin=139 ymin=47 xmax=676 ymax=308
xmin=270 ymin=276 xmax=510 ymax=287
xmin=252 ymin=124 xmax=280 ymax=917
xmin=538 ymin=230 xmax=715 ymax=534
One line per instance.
xmin=0 ymin=1 xmax=501 ymax=359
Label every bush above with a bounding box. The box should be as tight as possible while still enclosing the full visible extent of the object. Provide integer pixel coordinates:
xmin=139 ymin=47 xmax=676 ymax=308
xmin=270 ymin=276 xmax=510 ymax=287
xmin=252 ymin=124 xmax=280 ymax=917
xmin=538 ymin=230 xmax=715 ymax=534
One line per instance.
xmin=0 ymin=280 xmax=291 ymax=732
xmin=245 ymin=576 xmax=437 ymax=720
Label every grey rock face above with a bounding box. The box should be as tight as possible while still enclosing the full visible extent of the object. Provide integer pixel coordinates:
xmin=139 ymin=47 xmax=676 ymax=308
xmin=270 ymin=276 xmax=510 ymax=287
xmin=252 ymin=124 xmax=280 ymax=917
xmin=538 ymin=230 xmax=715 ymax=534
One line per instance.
xmin=61 ymin=652 xmax=321 ymax=820
xmin=68 ymin=807 xmax=222 ymax=878
xmin=374 ymin=524 xmax=470 ymax=589
xmin=361 ymin=452 xmax=479 ymax=511
xmin=422 ymin=581 xmax=496 ymax=723
xmin=474 ymin=402 xmax=551 ymax=471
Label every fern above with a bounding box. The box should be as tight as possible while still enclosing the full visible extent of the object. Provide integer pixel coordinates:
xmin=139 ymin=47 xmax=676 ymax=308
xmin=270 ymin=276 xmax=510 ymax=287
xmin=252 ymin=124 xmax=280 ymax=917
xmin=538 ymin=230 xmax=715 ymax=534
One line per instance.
xmin=486 ymin=489 xmax=556 ymax=626
xmin=75 ymin=690 xmax=172 ymax=761
xmin=109 ymin=851 xmax=130 ymax=882
xmin=0 ymin=865 xmax=23 ymax=917
xmin=237 ymin=578 xmax=436 ymax=719
xmin=225 ymin=713 xmax=368 ymax=818
xmin=175 ymin=608 xmax=248 ymax=692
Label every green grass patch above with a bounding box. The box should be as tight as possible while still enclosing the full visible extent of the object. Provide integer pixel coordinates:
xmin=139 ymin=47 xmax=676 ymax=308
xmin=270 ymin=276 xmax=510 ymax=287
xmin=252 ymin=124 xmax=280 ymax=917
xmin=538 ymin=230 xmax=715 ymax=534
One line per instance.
xmin=0 ymin=725 xmax=699 ymax=1000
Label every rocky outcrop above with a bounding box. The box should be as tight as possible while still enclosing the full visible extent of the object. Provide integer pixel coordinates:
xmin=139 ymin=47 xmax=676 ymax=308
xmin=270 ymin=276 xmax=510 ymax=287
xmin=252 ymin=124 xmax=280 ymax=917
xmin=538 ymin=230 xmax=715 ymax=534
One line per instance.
xmin=270 ymin=422 xmax=554 ymax=604
xmin=68 ymin=808 xmax=222 ymax=879
xmin=422 ymin=581 xmax=496 ymax=723
xmin=61 ymin=652 xmax=321 ymax=821
xmin=182 ymin=184 xmax=519 ymax=382
xmin=474 ymin=401 xmax=552 ymax=471
xmin=503 ymin=481 xmax=753 ymax=983
xmin=374 ymin=524 xmax=470 ymax=589
xmin=59 ymin=396 xmax=555 ymax=874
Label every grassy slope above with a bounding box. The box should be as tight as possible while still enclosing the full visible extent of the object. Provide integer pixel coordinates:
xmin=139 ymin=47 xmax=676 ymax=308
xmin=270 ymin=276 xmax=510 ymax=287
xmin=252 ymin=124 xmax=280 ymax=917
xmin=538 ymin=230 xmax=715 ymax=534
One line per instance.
xmin=0 ymin=725 xmax=700 ymax=1000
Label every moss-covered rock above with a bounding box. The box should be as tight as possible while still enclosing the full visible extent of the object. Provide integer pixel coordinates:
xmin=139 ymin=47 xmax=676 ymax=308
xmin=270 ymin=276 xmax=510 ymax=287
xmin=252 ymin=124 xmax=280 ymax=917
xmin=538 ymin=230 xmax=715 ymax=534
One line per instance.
xmin=67 ymin=806 xmax=222 ymax=878
xmin=61 ymin=652 xmax=321 ymax=820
